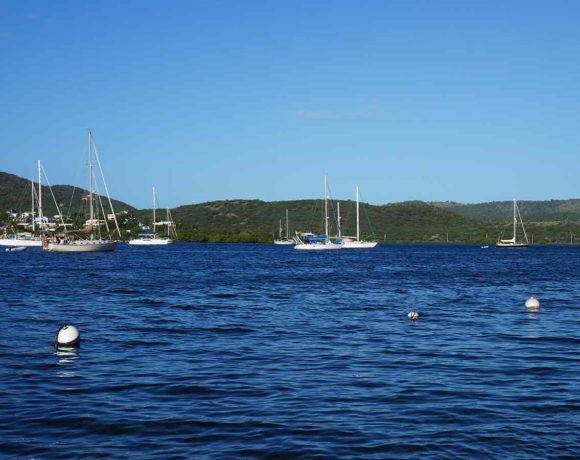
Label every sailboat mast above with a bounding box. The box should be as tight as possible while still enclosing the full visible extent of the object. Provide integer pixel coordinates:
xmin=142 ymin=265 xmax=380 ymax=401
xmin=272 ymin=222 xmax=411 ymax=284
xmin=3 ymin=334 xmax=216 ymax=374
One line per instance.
xmin=88 ymin=130 xmax=94 ymax=227
xmin=279 ymin=219 xmax=282 ymax=238
xmin=513 ymin=199 xmax=517 ymax=242
xmin=285 ymin=209 xmax=289 ymax=239
xmin=166 ymin=208 xmax=170 ymax=237
xmin=356 ymin=186 xmax=360 ymax=242
xmin=38 ymin=160 xmax=43 ymax=231
xmin=31 ymin=176 xmax=35 ymax=233
xmin=324 ymin=176 xmax=329 ymax=243
xmin=337 ymin=202 xmax=342 ymax=239
xmin=153 ymin=186 xmax=157 ymax=240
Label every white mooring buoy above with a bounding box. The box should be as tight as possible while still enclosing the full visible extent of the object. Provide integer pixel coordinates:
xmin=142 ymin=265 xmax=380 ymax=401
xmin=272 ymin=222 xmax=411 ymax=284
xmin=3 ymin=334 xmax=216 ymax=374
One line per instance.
xmin=525 ymin=297 xmax=540 ymax=312
xmin=55 ymin=325 xmax=80 ymax=348
xmin=408 ymin=311 xmax=419 ymax=321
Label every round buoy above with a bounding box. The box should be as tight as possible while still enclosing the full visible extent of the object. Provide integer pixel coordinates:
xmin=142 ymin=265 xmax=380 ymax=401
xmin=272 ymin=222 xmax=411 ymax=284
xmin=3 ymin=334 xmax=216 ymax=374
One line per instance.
xmin=55 ymin=325 xmax=80 ymax=348
xmin=525 ymin=297 xmax=540 ymax=312
xmin=408 ymin=311 xmax=419 ymax=320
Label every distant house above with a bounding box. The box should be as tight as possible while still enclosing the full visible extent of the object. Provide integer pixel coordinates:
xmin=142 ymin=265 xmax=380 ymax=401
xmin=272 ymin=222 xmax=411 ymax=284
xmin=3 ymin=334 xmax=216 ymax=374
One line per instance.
xmin=154 ymin=221 xmax=174 ymax=227
xmin=86 ymin=219 xmax=105 ymax=227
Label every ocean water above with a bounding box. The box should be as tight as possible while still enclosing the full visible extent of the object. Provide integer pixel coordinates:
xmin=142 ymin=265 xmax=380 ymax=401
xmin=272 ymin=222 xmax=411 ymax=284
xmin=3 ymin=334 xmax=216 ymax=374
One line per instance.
xmin=1 ymin=243 xmax=579 ymax=459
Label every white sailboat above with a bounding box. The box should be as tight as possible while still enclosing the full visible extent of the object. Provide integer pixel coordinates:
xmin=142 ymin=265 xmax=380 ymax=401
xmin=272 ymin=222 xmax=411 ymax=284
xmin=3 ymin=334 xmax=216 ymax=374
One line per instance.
xmin=43 ymin=130 xmax=119 ymax=253
xmin=0 ymin=233 xmax=41 ymax=248
xmin=341 ymin=186 xmax=378 ymax=249
xmin=129 ymin=187 xmax=175 ymax=246
xmin=0 ymin=161 xmax=44 ymax=248
xmin=274 ymin=209 xmax=294 ymax=245
xmin=295 ymin=176 xmax=342 ymax=251
xmin=496 ymin=199 xmax=529 ymax=248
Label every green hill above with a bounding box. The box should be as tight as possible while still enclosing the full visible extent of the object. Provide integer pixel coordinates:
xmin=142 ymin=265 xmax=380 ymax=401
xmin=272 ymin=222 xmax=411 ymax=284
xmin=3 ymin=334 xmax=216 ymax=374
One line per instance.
xmin=0 ymin=171 xmax=135 ymax=219
xmin=432 ymin=199 xmax=580 ymax=222
xmin=2 ymin=171 xmax=579 ymax=243
xmin=167 ymin=199 xmax=494 ymax=243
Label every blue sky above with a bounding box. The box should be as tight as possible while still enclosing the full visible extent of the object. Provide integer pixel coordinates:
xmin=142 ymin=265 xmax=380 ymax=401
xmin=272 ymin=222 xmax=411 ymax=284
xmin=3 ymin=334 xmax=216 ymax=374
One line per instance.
xmin=1 ymin=0 xmax=579 ymax=208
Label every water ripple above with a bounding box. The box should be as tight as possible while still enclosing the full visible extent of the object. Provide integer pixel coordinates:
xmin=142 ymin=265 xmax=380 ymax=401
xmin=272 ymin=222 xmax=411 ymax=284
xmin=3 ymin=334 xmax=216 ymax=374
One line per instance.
xmin=0 ymin=243 xmax=579 ymax=458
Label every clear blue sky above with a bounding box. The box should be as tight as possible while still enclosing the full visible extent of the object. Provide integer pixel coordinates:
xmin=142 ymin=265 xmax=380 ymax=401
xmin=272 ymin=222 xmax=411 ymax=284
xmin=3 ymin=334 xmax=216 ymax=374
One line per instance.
xmin=1 ymin=0 xmax=579 ymax=208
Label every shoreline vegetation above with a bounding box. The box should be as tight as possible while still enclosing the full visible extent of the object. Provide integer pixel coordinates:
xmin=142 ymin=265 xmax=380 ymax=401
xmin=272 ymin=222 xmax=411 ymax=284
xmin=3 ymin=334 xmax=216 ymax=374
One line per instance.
xmin=1 ymin=171 xmax=580 ymax=244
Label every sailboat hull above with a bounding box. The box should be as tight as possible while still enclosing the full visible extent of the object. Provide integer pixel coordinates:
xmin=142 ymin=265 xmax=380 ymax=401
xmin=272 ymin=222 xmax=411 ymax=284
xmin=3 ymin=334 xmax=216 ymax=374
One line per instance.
xmin=44 ymin=240 xmax=118 ymax=252
xmin=341 ymin=241 xmax=378 ymax=249
xmin=274 ymin=239 xmax=294 ymax=245
xmin=5 ymin=246 xmax=28 ymax=252
xmin=295 ymin=242 xmax=342 ymax=250
xmin=128 ymin=238 xmax=173 ymax=246
xmin=495 ymin=242 xmax=529 ymax=248
xmin=0 ymin=238 xmax=42 ymax=248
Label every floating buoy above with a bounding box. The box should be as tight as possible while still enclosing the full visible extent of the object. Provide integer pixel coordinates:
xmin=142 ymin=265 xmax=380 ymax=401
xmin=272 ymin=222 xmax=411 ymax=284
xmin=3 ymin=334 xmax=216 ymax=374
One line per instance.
xmin=525 ymin=297 xmax=540 ymax=312
xmin=407 ymin=311 xmax=419 ymax=320
xmin=55 ymin=325 xmax=80 ymax=348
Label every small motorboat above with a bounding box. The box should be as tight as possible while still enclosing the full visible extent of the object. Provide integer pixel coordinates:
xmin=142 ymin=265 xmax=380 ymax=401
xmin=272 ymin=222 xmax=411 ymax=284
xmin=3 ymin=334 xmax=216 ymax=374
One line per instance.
xmin=6 ymin=246 xmax=27 ymax=252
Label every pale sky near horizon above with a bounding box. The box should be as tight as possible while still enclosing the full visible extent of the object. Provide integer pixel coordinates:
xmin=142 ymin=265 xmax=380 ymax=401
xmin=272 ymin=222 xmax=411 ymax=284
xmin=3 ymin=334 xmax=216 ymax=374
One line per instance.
xmin=1 ymin=0 xmax=579 ymax=209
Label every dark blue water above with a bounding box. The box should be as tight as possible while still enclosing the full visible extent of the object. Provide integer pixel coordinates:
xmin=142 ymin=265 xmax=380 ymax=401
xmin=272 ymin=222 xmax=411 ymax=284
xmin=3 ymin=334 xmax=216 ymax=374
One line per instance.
xmin=1 ymin=244 xmax=579 ymax=458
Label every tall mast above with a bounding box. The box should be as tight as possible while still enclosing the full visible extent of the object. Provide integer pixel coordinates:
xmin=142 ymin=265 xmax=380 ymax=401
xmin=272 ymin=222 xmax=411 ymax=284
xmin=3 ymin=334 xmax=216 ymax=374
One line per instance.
xmin=324 ymin=176 xmax=329 ymax=243
xmin=356 ymin=186 xmax=360 ymax=242
xmin=153 ymin=186 xmax=156 ymax=240
xmin=279 ymin=219 xmax=282 ymax=238
xmin=285 ymin=209 xmax=289 ymax=239
xmin=31 ymin=176 xmax=35 ymax=233
xmin=337 ymin=202 xmax=342 ymax=239
xmin=88 ymin=130 xmax=94 ymax=230
xmin=166 ymin=208 xmax=170 ymax=238
xmin=167 ymin=208 xmax=176 ymax=240
xmin=38 ymin=160 xmax=43 ymax=231
xmin=513 ymin=199 xmax=517 ymax=242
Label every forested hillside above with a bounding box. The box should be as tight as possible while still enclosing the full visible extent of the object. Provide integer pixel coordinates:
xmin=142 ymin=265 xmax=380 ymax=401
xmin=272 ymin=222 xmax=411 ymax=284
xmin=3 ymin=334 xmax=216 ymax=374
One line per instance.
xmin=2 ymin=171 xmax=579 ymax=243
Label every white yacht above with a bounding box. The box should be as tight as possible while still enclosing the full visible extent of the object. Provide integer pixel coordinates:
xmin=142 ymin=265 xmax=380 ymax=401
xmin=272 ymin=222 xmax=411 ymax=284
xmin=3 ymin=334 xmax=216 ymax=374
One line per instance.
xmin=341 ymin=186 xmax=378 ymax=249
xmin=295 ymin=176 xmax=342 ymax=251
xmin=44 ymin=236 xmax=118 ymax=252
xmin=496 ymin=199 xmax=529 ymax=248
xmin=274 ymin=209 xmax=294 ymax=245
xmin=44 ymin=130 xmax=120 ymax=253
xmin=0 ymin=163 xmax=44 ymax=248
xmin=129 ymin=187 xmax=176 ymax=246
xmin=0 ymin=232 xmax=42 ymax=248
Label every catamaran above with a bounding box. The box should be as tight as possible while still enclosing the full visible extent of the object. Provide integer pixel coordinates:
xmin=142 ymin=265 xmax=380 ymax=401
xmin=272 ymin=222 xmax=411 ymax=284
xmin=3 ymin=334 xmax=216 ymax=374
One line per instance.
xmin=340 ymin=186 xmax=378 ymax=249
xmin=295 ymin=176 xmax=342 ymax=251
xmin=496 ymin=199 xmax=529 ymax=248
xmin=43 ymin=130 xmax=120 ymax=253
xmin=129 ymin=187 xmax=176 ymax=246
xmin=274 ymin=209 xmax=294 ymax=245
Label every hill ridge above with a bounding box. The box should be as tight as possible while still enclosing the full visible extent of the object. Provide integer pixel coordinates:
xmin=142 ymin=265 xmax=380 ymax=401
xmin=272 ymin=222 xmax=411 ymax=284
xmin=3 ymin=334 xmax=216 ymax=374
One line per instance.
xmin=2 ymin=171 xmax=580 ymax=243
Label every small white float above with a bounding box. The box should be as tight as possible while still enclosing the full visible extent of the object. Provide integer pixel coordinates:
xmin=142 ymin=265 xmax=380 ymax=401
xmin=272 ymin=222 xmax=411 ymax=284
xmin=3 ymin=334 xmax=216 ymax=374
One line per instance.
xmin=525 ymin=297 xmax=540 ymax=312
xmin=407 ymin=311 xmax=419 ymax=321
